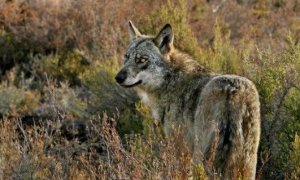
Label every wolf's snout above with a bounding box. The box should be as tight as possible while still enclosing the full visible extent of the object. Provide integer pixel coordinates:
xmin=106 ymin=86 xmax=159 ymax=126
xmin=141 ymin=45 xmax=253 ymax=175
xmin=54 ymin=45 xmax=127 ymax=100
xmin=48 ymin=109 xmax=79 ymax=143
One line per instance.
xmin=115 ymin=70 xmax=127 ymax=84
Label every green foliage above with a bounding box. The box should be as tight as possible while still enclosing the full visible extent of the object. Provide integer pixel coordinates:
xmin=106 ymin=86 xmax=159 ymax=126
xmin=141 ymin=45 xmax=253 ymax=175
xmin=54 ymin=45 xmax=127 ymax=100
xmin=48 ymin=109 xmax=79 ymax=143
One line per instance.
xmin=0 ymin=29 xmax=43 ymax=74
xmin=0 ymin=83 xmax=40 ymax=116
xmin=251 ymin=35 xmax=300 ymax=179
xmin=289 ymin=134 xmax=300 ymax=178
xmin=273 ymin=88 xmax=300 ymax=177
xmin=200 ymin=21 xmax=247 ymax=74
xmin=254 ymin=50 xmax=286 ymax=104
xmin=0 ymin=0 xmax=299 ymax=178
xmin=33 ymin=49 xmax=90 ymax=85
xmin=80 ymin=59 xmax=143 ymax=136
xmin=137 ymin=0 xmax=201 ymax=59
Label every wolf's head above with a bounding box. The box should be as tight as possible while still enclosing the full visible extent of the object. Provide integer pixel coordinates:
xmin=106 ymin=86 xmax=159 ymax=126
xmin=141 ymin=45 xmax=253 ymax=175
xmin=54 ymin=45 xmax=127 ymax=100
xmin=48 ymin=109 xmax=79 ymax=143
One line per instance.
xmin=115 ymin=21 xmax=174 ymax=90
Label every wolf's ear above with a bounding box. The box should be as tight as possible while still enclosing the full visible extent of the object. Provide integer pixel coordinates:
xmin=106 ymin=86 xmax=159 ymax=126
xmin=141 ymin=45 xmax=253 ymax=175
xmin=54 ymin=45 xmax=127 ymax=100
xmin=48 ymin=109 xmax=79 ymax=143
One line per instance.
xmin=154 ymin=24 xmax=174 ymax=54
xmin=128 ymin=20 xmax=141 ymax=41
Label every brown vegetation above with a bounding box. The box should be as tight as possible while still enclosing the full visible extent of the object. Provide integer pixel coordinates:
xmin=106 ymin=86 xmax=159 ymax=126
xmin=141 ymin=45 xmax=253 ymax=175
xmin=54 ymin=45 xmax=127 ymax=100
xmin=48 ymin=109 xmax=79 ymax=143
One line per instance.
xmin=0 ymin=0 xmax=299 ymax=179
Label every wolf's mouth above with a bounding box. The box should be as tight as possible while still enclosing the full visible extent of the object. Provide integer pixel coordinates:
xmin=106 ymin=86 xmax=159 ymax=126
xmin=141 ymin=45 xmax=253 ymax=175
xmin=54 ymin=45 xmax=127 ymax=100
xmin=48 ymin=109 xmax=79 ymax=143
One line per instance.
xmin=121 ymin=80 xmax=142 ymax=88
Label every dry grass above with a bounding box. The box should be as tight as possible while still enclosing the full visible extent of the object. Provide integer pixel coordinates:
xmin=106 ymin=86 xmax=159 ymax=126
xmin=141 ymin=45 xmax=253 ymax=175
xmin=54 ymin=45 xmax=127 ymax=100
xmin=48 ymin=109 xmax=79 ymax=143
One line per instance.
xmin=0 ymin=0 xmax=299 ymax=179
xmin=0 ymin=115 xmax=205 ymax=179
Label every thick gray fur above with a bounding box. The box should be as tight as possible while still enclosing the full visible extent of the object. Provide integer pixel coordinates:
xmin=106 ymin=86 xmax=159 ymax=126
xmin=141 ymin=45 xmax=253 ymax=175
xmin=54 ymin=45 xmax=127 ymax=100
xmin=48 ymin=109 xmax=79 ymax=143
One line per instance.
xmin=115 ymin=21 xmax=261 ymax=179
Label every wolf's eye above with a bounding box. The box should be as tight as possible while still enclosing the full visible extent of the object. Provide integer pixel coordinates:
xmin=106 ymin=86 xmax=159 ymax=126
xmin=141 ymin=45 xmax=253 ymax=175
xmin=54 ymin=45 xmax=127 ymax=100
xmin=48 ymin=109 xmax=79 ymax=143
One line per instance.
xmin=136 ymin=58 xmax=148 ymax=64
xmin=136 ymin=55 xmax=148 ymax=64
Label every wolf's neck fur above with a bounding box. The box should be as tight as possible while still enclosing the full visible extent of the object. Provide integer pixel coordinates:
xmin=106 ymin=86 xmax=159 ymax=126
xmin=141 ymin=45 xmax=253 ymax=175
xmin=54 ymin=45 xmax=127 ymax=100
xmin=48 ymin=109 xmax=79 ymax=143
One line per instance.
xmin=167 ymin=49 xmax=210 ymax=74
xmin=137 ymin=48 xmax=214 ymax=125
xmin=139 ymin=48 xmax=213 ymax=93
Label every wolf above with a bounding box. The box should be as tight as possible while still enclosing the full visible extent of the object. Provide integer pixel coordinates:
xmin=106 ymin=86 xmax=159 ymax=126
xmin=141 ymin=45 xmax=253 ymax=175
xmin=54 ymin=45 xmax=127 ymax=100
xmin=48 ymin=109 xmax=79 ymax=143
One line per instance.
xmin=115 ymin=21 xmax=261 ymax=179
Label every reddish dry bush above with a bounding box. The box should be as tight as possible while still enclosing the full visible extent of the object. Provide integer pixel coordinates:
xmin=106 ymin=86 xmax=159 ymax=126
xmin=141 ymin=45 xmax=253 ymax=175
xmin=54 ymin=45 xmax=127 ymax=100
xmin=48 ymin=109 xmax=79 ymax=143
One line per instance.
xmin=0 ymin=0 xmax=160 ymax=58
xmin=1 ymin=0 xmax=103 ymax=54
xmin=0 ymin=0 xmax=299 ymax=179
xmin=1 ymin=0 xmax=299 ymax=58
xmin=0 ymin=115 xmax=201 ymax=179
xmin=188 ymin=0 xmax=300 ymax=51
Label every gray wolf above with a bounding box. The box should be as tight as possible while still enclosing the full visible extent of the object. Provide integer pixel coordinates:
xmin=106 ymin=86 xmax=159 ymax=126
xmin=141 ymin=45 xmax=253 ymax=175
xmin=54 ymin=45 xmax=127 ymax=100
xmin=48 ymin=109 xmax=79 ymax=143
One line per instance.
xmin=115 ymin=21 xmax=261 ymax=179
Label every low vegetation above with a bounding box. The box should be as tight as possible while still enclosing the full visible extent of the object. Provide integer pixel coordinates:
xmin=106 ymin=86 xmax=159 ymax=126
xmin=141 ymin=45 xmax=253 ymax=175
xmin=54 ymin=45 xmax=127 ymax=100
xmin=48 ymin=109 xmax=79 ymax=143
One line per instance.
xmin=0 ymin=0 xmax=299 ymax=179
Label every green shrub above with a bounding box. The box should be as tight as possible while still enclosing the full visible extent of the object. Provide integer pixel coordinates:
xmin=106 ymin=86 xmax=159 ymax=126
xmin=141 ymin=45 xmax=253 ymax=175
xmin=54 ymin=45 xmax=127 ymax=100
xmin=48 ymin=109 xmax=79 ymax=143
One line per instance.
xmin=80 ymin=59 xmax=143 ymax=136
xmin=0 ymin=83 xmax=40 ymax=116
xmin=0 ymin=29 xmax=40 ymax=77
xmin=200 ymin=21 xmax=249 ymax=74
xmin=252 ymin=35 xmax=300 ymax=179
xmin=32 ymin=49 xmax=90 ymax=86
xmin=136 ymin=0 xmax=201 ymax=59
xmin=0 ymin=0 xmax=299 ymax=178
xmin=288 ymin=134 xmax=300 ymax=178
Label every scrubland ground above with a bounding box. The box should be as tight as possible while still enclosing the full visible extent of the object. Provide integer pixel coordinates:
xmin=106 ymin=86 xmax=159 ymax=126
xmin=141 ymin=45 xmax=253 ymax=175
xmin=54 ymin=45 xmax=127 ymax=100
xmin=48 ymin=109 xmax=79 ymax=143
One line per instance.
xmin=0 ymin=0 xmax=299 ymax=179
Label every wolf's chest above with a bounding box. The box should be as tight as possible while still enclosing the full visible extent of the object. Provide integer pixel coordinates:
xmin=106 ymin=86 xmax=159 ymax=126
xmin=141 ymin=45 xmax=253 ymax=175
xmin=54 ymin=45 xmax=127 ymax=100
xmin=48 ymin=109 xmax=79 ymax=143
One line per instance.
xmin=137 ymin=90 xmax=160 ymax=120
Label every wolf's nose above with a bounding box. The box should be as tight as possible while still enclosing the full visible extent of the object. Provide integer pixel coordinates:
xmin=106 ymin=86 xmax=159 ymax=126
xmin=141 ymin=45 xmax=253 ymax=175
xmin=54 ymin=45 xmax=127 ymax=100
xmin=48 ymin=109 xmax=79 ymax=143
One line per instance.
xmin=115 ymin=70 xmax=127 ymax=84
